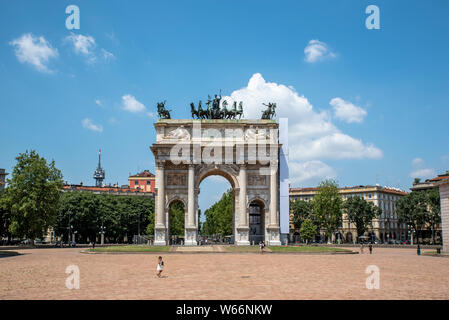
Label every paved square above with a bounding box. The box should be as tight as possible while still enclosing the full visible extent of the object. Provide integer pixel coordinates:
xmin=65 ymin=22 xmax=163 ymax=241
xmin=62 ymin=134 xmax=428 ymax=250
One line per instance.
xmin=1 ymin=247 xmax=448 ymax=300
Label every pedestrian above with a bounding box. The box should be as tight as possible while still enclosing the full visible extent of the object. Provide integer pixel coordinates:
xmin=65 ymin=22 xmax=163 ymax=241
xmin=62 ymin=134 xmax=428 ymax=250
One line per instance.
xmin=157 ymin=256 xmax=164 ymax=277
xmin=369 ymin=242 xmax=373 ymax=254
xmin=360 ymin=243 xmax=364 ymax=254
xmin=259 ymin=241 xmax=264 ymax=254
xmin=92 ymin=241 xmax=96 ymax=249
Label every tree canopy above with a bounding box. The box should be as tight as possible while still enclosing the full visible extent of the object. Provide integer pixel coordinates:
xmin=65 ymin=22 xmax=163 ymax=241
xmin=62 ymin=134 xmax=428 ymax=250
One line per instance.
xmin=2 ymin=150 xmax=63 ymax=241
xmin=56 ymin=191 xmax=154 ymax=243
xmin=343 ymin=195 xmax=381 ymax=239
xmin=313 ymin=179 xmax=342 ymax=241
xmin=201 ymin=189 xmax=233 ymax=236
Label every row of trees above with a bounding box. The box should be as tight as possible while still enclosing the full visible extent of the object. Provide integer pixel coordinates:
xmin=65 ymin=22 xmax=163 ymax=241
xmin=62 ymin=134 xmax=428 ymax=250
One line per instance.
xmin=56 ymin=191 xmax=154 ymax=243
xmin=200 ymin=189 xmax=233 ymax=236
xmin=0 ymin=150 xmax=155 ymax=244
xmin=291 ymin=179 xmax=381 ymax=243
xmin=396 ymin=188 xmax=440 ymax=244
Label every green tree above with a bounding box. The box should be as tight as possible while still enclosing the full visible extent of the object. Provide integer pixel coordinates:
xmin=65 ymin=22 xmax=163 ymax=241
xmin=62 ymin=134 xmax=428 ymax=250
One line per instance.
xmin=169 ymin=201 xmax=185 ymax=236
xmin=299 ymin=218 xmax=317 ymax=244
xmin=0 ymin=190 xmax=12 ymax=242
xmin=426 ymin=188 xmax=441 ymax=244
xmin=56 ymin=191 xmax=155 ymax=243
xmin=313 ymin=179 xmax=342 ymax=243
xmin=343 ymin=196 xmax=381 ymax=241
xmin=396 ymin=191 xmax=428 ymax=244
xmin=290 ymin=199 xmax=313 ymax=231
xmin=202 ymin=189 xmax=233 ymax=236
xmin=5 ymin=150 xmax=63 ymax=242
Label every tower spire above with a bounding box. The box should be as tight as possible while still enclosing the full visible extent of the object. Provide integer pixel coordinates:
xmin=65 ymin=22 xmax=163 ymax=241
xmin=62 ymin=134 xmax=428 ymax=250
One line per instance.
xmin=93 ymin=149 xmax=105 ymax=187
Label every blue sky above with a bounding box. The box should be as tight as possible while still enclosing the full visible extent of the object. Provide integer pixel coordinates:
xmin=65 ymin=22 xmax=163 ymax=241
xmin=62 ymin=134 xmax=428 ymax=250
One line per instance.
xmin=1 ymin=0 xmax=449 ymax=212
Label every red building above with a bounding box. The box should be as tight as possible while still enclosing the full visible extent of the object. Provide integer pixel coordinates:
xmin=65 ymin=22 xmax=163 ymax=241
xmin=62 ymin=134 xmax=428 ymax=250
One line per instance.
xmin=128 ymin=170 xmax=156 ymax=193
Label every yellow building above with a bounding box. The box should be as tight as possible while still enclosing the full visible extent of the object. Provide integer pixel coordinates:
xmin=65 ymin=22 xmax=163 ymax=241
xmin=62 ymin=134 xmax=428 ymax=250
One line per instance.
xmin=289 ymin=185 xmax=408 ymax=243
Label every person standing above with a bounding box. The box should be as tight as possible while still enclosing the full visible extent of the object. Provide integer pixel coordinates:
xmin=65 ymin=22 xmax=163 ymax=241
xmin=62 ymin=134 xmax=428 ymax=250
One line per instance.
xmin=259 ymin=241 xmax=264 ymax=254
xmin=157 ymin=256 xmax=164 ymax=277
xmin=360 ymin=243 xmax=364 ymax=254
xmin=369 ymin=242 xmax=373 ymax=254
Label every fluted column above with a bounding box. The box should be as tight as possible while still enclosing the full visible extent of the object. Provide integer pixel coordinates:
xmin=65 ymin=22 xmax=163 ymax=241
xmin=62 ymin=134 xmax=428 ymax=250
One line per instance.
xmin=187 ymin=165 xmax=195 ymax=227
xmin=154 ymin=162 xmax=167 ymax=246
xmin=239 ymin=164 xmax=247 ymax=227
xmin=156 ymin=164 xmax=165 ymax=226
xmin=270 ymin=163 xmax=278 ymax=226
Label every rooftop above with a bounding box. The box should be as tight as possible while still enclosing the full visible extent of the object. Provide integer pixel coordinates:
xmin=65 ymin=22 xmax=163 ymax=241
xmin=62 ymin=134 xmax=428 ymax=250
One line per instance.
xmin=129 ymin=170 xmax=155 ymax=178
xmin=290 ymin=185 xmax=408 ymax=196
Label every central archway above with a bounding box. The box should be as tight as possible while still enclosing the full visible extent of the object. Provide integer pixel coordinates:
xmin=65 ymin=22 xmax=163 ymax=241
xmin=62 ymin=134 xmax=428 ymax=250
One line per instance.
xmin=197 ymin=175 xmax=234 ymax=244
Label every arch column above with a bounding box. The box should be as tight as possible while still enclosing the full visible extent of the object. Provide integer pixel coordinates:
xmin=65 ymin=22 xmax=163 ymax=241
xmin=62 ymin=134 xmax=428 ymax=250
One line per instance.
xmin=154 ymin=162 xmax=167 ymax=245
xmin=185 ymin=164 xmax=198 ymax=245
xmin=236 ymin=164 xmax=250 ymax=245
xmin=266 ymin=162 xmax=281 ymax=245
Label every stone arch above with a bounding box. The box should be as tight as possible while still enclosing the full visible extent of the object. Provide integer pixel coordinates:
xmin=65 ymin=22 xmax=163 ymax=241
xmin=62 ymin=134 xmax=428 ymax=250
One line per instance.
xmin=166 ymin=195 xmax=187 ymax=210
xmin=195 ymin=164 xmax=240 ymax=190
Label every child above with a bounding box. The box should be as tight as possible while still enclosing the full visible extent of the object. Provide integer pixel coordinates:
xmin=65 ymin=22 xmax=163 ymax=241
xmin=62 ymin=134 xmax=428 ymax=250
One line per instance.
xmin=156 ymin=256 xmax=164 ymax=277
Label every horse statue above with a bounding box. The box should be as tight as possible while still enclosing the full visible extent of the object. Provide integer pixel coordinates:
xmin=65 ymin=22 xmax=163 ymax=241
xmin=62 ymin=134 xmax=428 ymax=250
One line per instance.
xmin=261 ymin=102 xmax=276 ymax=119
xmin=221 ymin=100 xmax=230 ymax=119
xmin=236 ymin=101 xmax=243 ymax=119
xmin=190 ymin=102 xmax=199 ymax=119
xmin=157 ymin=101 xmax=171 ymax=119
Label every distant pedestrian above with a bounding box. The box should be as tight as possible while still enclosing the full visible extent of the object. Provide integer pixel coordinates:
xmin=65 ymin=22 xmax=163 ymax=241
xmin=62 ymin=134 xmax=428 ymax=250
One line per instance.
xmin=369 ymin=243 xmax=373 ymax=254
xmin=259 ymin=241 xmax=264 ymax=254
xmin=157 ymin=256 xmax=164 ymax=277
xmin=360 ymin=243 xmax=364 ymax=254
xmin=92 ymin=241 xmax=96 ymax=249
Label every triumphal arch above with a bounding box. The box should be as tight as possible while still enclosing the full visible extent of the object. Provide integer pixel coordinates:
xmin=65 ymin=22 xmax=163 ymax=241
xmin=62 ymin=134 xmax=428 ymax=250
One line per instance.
xmin=150 ymin=100 xmax=282 ymax=246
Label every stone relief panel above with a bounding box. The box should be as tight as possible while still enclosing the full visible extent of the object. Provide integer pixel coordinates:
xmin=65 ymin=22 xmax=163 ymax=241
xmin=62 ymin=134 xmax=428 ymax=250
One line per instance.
xmin=166 ymin=173 xmax=187 ymax=186
xmin=248 ymin=174 xmax=267 ymax=187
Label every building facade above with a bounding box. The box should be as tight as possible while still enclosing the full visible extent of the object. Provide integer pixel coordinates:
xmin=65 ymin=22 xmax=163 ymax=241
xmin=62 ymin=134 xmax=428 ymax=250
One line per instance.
xmin=0 ymin=169 xmax=7 ymax=191
xmin=289 ymin=185 xmax=408 ymax=243
xmin=128 ymin=170 xmax=156 ymax=193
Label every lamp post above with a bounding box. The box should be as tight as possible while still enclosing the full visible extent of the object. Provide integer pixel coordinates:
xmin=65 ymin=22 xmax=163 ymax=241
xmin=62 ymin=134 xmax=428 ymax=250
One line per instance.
xmin=67 ymin=211 xmax=72 ymax=245
xmin=100 ymin=211 xmax=105 ymax=245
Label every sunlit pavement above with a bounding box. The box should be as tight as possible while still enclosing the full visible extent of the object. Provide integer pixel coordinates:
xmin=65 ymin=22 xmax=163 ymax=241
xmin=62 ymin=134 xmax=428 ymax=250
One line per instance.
xmin=1 ymin=247 xmax=448 ymax=300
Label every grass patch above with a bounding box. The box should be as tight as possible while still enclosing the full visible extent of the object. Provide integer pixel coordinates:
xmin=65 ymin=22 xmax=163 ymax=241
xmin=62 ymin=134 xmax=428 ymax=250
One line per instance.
xmin=89 ymin=245 xmax=170 ymax=253
xmin=269 ymin=246 xmax=351 ymax=253
xmin=0 ymin=250 xmax=20 ymax=257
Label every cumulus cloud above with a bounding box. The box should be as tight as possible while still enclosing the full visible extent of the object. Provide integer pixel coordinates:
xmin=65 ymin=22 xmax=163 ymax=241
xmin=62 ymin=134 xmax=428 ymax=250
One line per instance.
xmin=224 ymin=73 xmax=383 ymax=185
xmin=65 ymin=33 xmax=114 ymax=64
xmin=330 ymin=97 xmax=367 ymax=123
xmin=304 ymin=40 xmax=336 ymax=63
xmin=9 ymin=33 xmax=58 ymax=73
xmin=122 ymin=94 xmax=146 ymax=113
xmin=410 ymin=158 xmax=435 ymax=179
xmin=95 ymin=99 xmax=103 ymax=107
xmin=82 ymin=118 xmax=103 ymax=132
xmin=289 ymin=160 xmax=336 ymax=185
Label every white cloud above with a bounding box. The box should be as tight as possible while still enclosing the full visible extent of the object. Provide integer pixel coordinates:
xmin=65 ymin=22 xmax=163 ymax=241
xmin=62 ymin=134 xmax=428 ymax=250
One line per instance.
xmin=65 ymin=33 xmax=114 ymax=64
xmin=330 ymin=97 xmax=367 ymax=123
xmin=410 ymin=168 xmax=435 ymax=179
xmin=65 ymin=33 xmax=95 ymax=55
xmin=101 ymin=48 xmax=115 ymax=60
xmin=122 ymin=94 xmax=146 ymax=113
xmin=82 ymin=118 xmax=103 ymax=132
xmin=95 ymin=99 xmax=103 ymax=107
xmin=225 ymin=73 xmax=383 ymax=186
xmin=304 ymin=39 xmax=336 ymax=63
xmin=9 ymin=33 xmax=58 ymax=73
xmin=412 ymin=158 xmax=424 ymax=166
xmin=289 ymin=160 xmax=336 ymax=185
xmin=410 ymin=158 xmax=435 ymax=179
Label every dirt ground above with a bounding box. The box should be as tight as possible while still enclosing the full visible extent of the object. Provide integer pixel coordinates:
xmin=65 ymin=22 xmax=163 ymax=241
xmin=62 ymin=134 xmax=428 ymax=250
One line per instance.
xmin=1 ymin=247 xmax=448 ymax=300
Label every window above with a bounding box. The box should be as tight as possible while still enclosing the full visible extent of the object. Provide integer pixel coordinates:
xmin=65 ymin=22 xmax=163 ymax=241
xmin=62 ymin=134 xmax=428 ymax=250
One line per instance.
xmin=147 ymin=181 xmax=151 ymax=185
xmin=369 ymin=194 xmax=372 ymax=198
